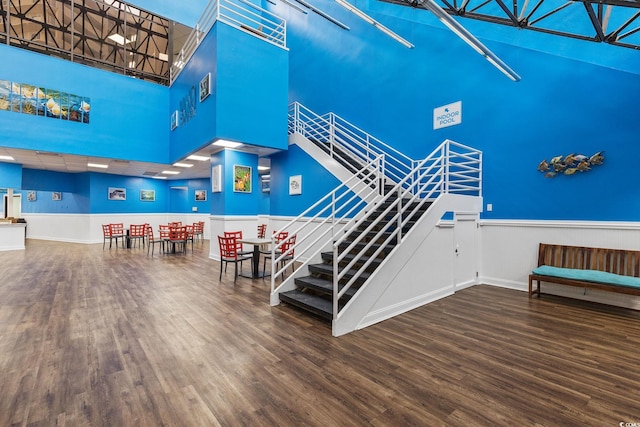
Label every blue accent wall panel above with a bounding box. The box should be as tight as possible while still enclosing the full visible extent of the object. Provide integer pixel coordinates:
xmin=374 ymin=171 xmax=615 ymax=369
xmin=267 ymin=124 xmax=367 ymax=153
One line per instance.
xmin=89 ymin=173 xmax=169 ymax=213
xmin=168 ymin=178 xmax=211 ymax=213
xmin=0 ymin=44 xmax=169 ymax=164
xmin=169 ymin=22 xmax=288 ymax=163
xmin=20 ymin=169 xmax=88 ymax=213
xmin=22 ymin=168 xmax=77 ymax=193
xmin=0 ymin=162 xmax=22 ymax=189
xmin=269 ymin=145 xmax=341 ymax=217
xmin=280 ymin=0 xmax=640 ymax=221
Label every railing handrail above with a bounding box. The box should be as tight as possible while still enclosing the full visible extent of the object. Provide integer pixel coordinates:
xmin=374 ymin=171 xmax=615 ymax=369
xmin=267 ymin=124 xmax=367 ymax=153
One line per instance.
xmin=280 ymin=103 xmax=482 ymax=321
xmin=270 ymin=155 xmax=384 ymax=293
xmin=170 ymin=0 xmax=286 ymax=84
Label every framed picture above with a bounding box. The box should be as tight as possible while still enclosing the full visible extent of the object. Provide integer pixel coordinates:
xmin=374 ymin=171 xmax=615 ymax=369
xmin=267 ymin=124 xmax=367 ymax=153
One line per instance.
xmin=212 ymin=165 xmax=222 ymax=192
xmin=199 ymin=73 xmax=211 ymax=102
xmin=289 ymin=175 xmax=302 ymax=195
xmin=52 ymin=191 xmax=62 ymax=201
xmin=140 ymin=189 xmax=155 ymax=201
xmin=27 ymin=190 xmax=36 ymax=201
xmin=195 ymin=189 xmax=207 ymax=201
xmin=108 ymin=187 xmax=126 ymax=200
xmin=170 ymin=110 xmax=178 ymax=130
xmin=261 ymin=176 xmax=270 ymax=193
xmin=233 ymin=165 xmax=252 ymax=193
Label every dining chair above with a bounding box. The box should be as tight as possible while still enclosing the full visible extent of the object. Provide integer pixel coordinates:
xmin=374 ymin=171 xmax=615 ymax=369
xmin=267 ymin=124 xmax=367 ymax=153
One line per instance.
xmin=257 ymin=223 xmax=267 ymax=239
xmin=168 ymin=225 xmax=188 ymax=254
xmin=106 ymin=223 xmax=125 ymax=249
xmin=128 ymin=224 xmax=146 ymax=248
xmin=262 ymin=234 xmax=297 ymax=278
xmin=193 ymin=221 xmax=205 ymax=243
xmin=146 ymin=225 xmax=165 ymax=256
xmin=218 ymin=235 xmax=253 ymax=283
xmin=102 ymin=224 xmax=122 ymax=249
xmin=260 ymin=231 xmax=288 ymax=255
xmin=223 ymin=231 xmax=252 ymax=256
xmin=185 ymin=224 xmax=195 ymax=251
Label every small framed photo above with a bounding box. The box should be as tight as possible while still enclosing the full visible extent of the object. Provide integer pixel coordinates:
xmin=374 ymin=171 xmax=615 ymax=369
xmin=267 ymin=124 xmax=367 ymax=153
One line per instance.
xmin=52 ymin=191 xmax=62 ymax=201
xmin=289 ymin=175 xmax=302 ymax=195
xmin=199 ymin=73 xmax=211 ymax=102
xmin=108 ymin=187 xmax=126 ymax=201
xmin=27 ymin=190 xmax=36 ymax=201
xmin=140 ymin=189 xmax=155 ymax=201
xmin=170 ymin=110 xmax=178 ymax=130
xmin=233 ymin=165 xmax=251 ymax=193
xmin=195 ymin=189 xmax=207 ymax=201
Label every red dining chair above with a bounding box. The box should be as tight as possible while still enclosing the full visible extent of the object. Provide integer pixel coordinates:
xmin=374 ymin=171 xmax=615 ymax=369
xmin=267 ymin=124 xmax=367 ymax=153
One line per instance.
xmin=262 ymin=234 xmax=297 ymax=278
xmin=102 ymin=224 xmax=123 ymax=249
xmin=146 ymin=225 xmax=165 ymax=256
xmin=193 ymin=221 xmax=205 ymax=243
xmin=218 ymin=235 xmax=253 ymax=283
xmin=223 ymin=231 xmax=252 ymax=256
xmin=128 ymin=224 xmax=146 ymax=248
xmin=168 ymin=225 xmax=188 ymax=254
xmin=257 ymin=223 xmax=267 ymax=238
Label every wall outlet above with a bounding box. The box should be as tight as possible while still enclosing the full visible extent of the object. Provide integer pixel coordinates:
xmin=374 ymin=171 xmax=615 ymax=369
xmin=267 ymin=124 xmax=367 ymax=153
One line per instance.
xmin=192 ymin=206 xmax=198 ymax=212
xmin=486 ymin=203 xmax=493 ymax=212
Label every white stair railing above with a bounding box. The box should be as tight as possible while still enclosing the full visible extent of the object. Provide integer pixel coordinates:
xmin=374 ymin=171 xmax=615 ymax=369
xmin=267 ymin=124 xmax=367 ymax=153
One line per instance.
xmin=332 ymin=139 xmax=482 ymax=319
xmin=289 ymin=102 xmax=416 ymax=190
xmin=270 ymin=156 xmax=385 ymax=296
xmin=171 ymin=0 xmax=286 ymax=83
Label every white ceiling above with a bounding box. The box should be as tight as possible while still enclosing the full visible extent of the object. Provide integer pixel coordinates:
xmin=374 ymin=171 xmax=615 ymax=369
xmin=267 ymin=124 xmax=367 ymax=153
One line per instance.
xmin=0 ymin=143 xmax=277 ymax=181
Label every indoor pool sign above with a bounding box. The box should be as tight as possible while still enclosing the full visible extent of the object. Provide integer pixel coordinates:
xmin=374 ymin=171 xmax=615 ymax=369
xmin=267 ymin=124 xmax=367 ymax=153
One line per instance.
xmin=433 ymin=101 xmax=462 ymax=130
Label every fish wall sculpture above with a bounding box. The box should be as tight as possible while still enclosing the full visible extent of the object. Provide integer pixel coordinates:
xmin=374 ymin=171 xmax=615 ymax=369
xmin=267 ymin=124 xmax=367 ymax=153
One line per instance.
xmin=537 ymin=152 xmax=604 ymax=178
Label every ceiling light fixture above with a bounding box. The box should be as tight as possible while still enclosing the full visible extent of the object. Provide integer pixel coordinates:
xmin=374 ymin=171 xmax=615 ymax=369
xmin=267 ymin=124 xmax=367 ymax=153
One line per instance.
xmin=335 ymin=0 xmax=414 ymax=48
xmin=258 ymin=166 xmax=270 ymax=171
xmin=88 ymin=162 xmax=108 ymax=169
xmin=416 ymin=0 xmax=521 ymax=82
xmin=0 ymin=155 xmax=15 ymax=161
xmin=212 ymin=139 xmax=243 ymax=148
xmin=152 ymin=176 xmax=167 ymax=180
xmin=187 ymin=155 xmax=209 ymax=161
xmin=173 ymin=162 xmax=194 ymax=168
xmin=162 ymin=170 xmax=180 ymax=175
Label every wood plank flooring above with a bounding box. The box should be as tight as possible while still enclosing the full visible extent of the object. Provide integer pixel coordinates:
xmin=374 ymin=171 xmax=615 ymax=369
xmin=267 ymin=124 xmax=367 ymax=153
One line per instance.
xmin=1 ymin=239 xmax=640 ymax=426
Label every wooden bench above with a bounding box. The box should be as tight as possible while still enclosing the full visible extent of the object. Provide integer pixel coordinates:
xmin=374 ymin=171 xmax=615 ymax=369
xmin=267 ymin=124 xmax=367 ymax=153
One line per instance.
xmin=529 ymin=243 xmax=640 ymax=298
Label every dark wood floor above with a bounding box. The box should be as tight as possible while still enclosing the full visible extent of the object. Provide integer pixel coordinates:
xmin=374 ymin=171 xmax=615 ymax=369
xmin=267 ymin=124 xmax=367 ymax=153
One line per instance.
xmin=1 ymin=239 xmax=639 ymax=426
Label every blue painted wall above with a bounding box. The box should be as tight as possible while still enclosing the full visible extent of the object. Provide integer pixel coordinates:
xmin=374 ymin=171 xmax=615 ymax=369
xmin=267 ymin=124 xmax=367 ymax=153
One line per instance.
xmin=269 ymin=145 xmax=342 ymax=217
xmin=168 ymin=178 xmax=211 ymax=213
xmin=210 ymin=149 xmax=261 ymax=215
xmin=169 ymin=22 xmax=289 ymax=163
xmin=267 ymin=0 xmax=640 ymax=221
xmin=0 ymin=44 xmax=169 ymax=164
xmin=0 ymin=162 xmax=23 ymax=189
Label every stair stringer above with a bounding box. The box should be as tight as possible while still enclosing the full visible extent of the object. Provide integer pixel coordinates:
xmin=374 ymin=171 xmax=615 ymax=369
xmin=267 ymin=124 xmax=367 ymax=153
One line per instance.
xmin=332 ymin=193 xmax=483 ymax=337
xmin=290 ymin=132 xmax=382 ymax=205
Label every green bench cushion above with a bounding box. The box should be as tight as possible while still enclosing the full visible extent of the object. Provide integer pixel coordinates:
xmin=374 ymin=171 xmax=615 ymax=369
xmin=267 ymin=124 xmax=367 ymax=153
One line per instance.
xmin=532 ymin=265 xmax=640 ymax=289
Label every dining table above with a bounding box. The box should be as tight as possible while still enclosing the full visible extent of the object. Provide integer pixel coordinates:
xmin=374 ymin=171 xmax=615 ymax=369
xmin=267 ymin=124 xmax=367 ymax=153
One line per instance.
xmin=238 ymin=237 xmax=272 ymax=279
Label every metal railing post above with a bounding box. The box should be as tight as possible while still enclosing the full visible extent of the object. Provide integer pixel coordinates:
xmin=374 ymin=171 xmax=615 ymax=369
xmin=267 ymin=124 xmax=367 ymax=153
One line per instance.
xmin=444 ymin=142 xmax=450 ymax=194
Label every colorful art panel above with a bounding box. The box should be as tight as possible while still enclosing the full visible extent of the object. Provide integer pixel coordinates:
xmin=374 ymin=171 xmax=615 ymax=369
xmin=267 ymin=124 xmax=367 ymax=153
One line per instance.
xmin=0 ymin=80 xmax=10 ymax=111
xmin=21 ymin=83 xmax=37 ymax=115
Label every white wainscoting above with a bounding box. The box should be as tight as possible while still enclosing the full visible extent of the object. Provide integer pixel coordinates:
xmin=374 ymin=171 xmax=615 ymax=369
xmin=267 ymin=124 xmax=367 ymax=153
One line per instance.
xmin=22 ymin=213 xmax=212 ymax=244
xmin=479 ymin=220 xmax=640 ymax=310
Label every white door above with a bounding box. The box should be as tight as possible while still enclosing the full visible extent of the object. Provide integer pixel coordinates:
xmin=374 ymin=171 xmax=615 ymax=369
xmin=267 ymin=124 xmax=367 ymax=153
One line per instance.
xmin=454 ymin=213 xmax=478 ymax=290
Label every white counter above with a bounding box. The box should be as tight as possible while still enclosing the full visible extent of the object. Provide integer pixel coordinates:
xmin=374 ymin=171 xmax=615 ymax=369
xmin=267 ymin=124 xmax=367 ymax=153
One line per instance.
xmin=0 ymin=223 xmax=26 ymax=251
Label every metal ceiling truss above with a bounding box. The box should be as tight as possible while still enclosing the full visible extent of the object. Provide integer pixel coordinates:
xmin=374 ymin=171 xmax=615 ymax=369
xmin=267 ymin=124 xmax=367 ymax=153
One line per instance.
xmin=386 ymin=0 xmax=640 ymax=50
xmin=0 ymin=0 xmax=173 ymax=84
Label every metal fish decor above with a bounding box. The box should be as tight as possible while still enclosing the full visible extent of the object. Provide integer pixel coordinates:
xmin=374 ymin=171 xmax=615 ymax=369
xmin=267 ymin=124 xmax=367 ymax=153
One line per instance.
xmin=537 ymin=151 xmax=604 ymax=178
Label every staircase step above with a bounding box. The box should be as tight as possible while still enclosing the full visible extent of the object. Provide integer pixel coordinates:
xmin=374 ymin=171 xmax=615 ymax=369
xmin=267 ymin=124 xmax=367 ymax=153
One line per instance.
xmin=320 ymin=251 xmax=385 ymax=271
xmin=279 ymin=290 xmax=333 ymax=320
xmin=294 ymin=275 xmax=358 ymax=298
xmin=308 ymin=263 xmax=372 ymax=283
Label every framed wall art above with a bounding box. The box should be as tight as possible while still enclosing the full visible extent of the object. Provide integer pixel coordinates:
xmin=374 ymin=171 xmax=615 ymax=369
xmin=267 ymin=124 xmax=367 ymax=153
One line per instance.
xmin=233 ymin=165 xmax=251 ymax=193
xmin=289 ymin=175 xmax=302 ymax=195
xmin=195 ymin=189 xmax=207 ymax=201
xmin=199 ymin=73 xmax=211 ymax=102
xmin=52 ymin=192 xmax=62 ymax=201
xmin=140 ymin=189 xmax=155 ymax=201
xmin=108 ymin=187 xmax=126 ymax=200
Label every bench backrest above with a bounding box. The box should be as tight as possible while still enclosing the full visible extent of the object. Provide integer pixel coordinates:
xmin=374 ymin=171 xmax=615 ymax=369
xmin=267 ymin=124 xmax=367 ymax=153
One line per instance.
xmin=538 ymin=244 xmax=640 ymax=277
